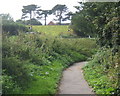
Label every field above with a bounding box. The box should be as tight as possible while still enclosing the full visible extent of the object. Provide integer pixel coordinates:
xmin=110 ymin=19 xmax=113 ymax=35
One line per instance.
xmin=32 ymin=25 xmax=75 ymax=37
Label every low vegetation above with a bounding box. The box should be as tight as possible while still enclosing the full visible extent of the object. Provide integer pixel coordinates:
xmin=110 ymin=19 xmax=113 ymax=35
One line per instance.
xmin=83 ymin=48 xmax=119 ymax=94
xmin=2 ymin=33 xmax=96 ymax=94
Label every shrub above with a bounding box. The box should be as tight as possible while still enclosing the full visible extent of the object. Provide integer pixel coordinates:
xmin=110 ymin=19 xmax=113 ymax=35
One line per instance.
xmin=83 ymin=48 xmax=119 ymax=94
xmin=2 ymin=57 xmax=32 ymax=88
xmin=2 ymin=74 xmax=21 ymax=94
xmin=2 ymin=23 xmax=29 ymax=35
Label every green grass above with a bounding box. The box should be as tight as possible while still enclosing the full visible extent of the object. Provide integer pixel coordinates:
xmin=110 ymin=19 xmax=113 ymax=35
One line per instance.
xmin=32 ymin=25 xmax=74 ymax=37
xmin=24 ymin=60 xmax=63 ymax=94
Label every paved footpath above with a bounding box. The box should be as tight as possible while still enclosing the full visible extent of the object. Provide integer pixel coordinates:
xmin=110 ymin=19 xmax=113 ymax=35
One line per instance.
xmin=58 ymin=62 xmax=95 ymax=94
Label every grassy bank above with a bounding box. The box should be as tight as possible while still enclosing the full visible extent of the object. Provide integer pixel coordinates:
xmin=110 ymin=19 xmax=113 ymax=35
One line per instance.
xmin=32 ymin=25 xmax=75 ymax=37
xmin=2 ymin=33 xmax=97 ymax=94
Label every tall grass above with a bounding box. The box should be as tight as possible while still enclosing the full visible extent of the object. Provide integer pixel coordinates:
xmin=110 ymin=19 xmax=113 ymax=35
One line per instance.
xmin=2 ymin=33 xmax=97 ymax=94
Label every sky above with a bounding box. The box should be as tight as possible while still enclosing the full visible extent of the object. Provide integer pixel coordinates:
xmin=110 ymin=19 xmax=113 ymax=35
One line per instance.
xmin=0 ymin=0 xmax=83 ymax=24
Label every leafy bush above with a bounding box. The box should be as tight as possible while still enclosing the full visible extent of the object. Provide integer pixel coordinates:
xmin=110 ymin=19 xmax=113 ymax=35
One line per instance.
xmin=2 ymin=74 xmax=21 ymax=94
xmin=2 ymin=57 xmax=32 ymax=88
xmin=83 ymin=48 xmax=119 ymax=94
xmin=2 ymin=23 xmax=29 ymax=35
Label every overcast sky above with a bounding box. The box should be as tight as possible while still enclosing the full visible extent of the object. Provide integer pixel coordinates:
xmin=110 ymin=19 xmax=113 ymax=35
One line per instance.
xmin=0 ymin=0 xmax=84 ymax=24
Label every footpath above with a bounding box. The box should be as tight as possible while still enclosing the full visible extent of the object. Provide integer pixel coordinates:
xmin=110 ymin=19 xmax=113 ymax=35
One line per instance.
xmin=58 ymin=62 xmax=95 ymax=94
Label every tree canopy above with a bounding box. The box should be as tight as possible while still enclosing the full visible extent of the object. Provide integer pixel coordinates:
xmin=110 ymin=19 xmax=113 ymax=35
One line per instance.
xmin=71 ymin=2 xmax=120 ymax=49
xmin=19 ymin=4 xmax=72 ymax=25
xmin=52 ymin=4 xmax=70 ymax=25
xmin=0 ymin=13 xmax=14 ymax=24
xmin=21 ymin=4 xmax=40 ymax=25
xmin=37 ymin=10 xmax=52 ymax=25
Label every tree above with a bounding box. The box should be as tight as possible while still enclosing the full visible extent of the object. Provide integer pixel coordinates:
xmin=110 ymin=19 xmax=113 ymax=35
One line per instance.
xmin=71 ymin=2 xmax=119 ymax=48
xmin=0 ymin=13 xmax=14 ymax=24
xmin=21 ymin=14 xmax=28 ymax=24
xmin=21 ymin=4 xmax=40 ymax=26
xmin=16 ymin=19 xmax=24 ymax=24
xmin=16 ymin=18 xmax=42 ymax=25
xmin=71 ymin=2 xmax=97 ymax=37
xmin=62 ymin=12 xmax=74 ymax=22
xmin=37 ymin=10 xmax=52 ymax=25
xmin=52 ymin=4 xmax=69 ymax=25
xmin=71 ymin=13 xmax=96 ymax=37
xmin=26 ymin=18 xmax=42 ymax=25
xmin=1 ymin=14 xmax=29 ymax=35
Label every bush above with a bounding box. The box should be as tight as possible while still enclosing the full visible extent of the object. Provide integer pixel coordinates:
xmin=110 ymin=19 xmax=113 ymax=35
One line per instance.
xmin=2 ymin=57 xmax=32 ymax=88
xmin=83 ymin=48 xmax=119 ymax=94
xmin=2 ymin=23 xmax=29 ymax=35
xmin=2 ymin=74 xmax=21 ymax=94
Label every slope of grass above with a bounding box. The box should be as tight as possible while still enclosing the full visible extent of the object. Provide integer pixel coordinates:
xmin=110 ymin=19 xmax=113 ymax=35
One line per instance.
xmin=32 ymin=25 xmax=75 ymax=37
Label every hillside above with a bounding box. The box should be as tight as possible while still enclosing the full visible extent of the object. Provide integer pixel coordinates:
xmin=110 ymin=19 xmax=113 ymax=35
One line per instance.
xmin=32 ymin=25 xmax=75 ymax=37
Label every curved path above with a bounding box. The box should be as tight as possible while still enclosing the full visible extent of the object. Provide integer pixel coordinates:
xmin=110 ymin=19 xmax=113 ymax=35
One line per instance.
xmin=58 ymin=62 xmax=95 ymax=94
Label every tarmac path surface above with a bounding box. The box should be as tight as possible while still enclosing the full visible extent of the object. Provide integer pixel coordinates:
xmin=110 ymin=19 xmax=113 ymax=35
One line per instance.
xmin=58 ymin=62 xmax=95 ymax=94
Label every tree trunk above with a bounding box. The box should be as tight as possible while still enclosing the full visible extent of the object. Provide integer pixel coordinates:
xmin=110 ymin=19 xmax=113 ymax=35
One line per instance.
xmin=30 ymin=11 xmax=32 ymax=31
xmin=59 ymin=16 xmax=62 ymax=25
xmin=59 ymin=11 xmax=62 ymax=25
xmin=45 ymin=15 xmax=47 ymax=26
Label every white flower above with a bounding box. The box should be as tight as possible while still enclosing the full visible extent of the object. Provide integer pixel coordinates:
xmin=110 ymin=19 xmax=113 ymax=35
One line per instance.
xmin=45 ymin=72 xmax=49 ymax=75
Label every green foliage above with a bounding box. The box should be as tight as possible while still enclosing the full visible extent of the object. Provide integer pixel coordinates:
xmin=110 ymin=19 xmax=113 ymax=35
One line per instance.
xmin=52 ymin=4 xmax=70 ymax=24
xmin=2 ymin=32 xmax=96 ymax=94
xmin=37 ymin=10 xmax=52 ymax=25
xmin=2 ymin=57 xmax=32 ymax=88
xmin=24 ymin=60 xmax=63 ymax=94
xmin=71 ymin=12 xmax=96 ymax=37
xmin=0 ymin=13 xmax=14 ymax=24
xmin=22 ymin=4 xmax=40 ymax=20
xmin=1 ymin=13 xmax=29 ymax=35
xmin=72 ymin=3 xmax=119 ymax=94
xmin=2 ymin=23 xmax=29 ymax=35
xmin=83 ymin=48 xmax=119 ymax=94
xmin=72 ymin=2 xmax=119 ymax=48
xmin=2 ymin=73 xmax=21 ymax=94
xmin=16 ymin=18 xmax=42 ymax=25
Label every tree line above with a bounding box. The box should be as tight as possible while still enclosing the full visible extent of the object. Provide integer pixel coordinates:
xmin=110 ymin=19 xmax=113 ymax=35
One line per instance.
xmin=16 ymin=4 xmax=73 ymax=25
xmin=1 ymin=14 xmax=29 ymax=35
xmin=71 ymin=2 xmax=119 ymax=49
